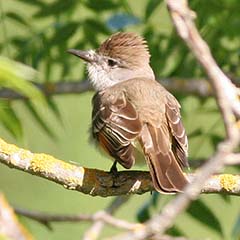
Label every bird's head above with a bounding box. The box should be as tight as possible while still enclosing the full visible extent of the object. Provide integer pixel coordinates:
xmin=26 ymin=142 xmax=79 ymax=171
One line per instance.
xmin=67 ymin=32 xmax=155 ymax=91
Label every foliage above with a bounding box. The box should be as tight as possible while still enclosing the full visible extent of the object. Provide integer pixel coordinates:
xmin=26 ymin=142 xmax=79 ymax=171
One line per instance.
xmin=0 ymin=0 xmax=239 ymax=239
xmin=232 ymin=214 xmax=240 ymax=240
xmin=0 ymin=57 xmax=46 ymax=138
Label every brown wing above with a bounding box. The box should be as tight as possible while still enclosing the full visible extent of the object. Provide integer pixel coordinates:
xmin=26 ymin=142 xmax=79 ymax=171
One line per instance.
xmin=139 ymin=123 xmax=188 ymax=193
xmin=139 ymin=94 xmax=188 ymax=193
xmin=166 ymin=94 xmax=189 ymax=169
xmin=91 ymin=91 xmax=142 ymax=169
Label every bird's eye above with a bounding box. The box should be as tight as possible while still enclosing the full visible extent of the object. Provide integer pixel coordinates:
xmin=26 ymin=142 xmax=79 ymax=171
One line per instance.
xmin=107 ymin=59 xmax=118 ymax=67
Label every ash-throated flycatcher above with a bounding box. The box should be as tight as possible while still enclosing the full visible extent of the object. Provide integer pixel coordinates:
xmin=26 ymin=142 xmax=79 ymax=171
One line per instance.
xmin=68 ymin=32 xmax=189 ymax=193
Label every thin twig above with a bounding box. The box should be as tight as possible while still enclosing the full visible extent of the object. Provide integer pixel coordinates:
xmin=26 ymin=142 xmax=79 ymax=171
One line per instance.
xmin=83 ymin=196 xmax=130 ymax=240
xmin=0 ymin=193 xmax=33 ymax=240
xmin=15 ymin=199 xmax=138 ymax=232
xmin=111 ymin=0 xmax=240 ymax=239
xmin=225 ymin=153 xmax=240 ymax=165
xmin=15 ymin=197 xmax=188 ymax=240
xmin=112 ymin=143 xmax=240 ymax=239
xmin=166 ymin=0 xmax=240 ymax=135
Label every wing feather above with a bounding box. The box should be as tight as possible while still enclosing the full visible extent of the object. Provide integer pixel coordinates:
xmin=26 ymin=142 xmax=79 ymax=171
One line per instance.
xmin=139 ymin=124 xmax=188 ymax=193
xmin=166 ymin=94 xmax=189 ymax=168
xmin=91 ymin=91 xmax=142 ymax=169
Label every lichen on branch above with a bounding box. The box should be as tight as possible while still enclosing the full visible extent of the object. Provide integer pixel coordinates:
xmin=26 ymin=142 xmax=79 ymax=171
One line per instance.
xmin=0 ymin=137 xmax=240 ymax=197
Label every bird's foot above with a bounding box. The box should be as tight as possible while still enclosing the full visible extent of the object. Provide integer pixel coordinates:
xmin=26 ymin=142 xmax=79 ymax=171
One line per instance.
xmin=110 ymin=160 xmax=118 ymax=176
xmin=110 ymin=161 xmax=121 ymax=188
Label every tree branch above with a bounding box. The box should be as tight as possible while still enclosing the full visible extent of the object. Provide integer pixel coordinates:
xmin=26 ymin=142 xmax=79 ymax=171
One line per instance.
xmin=0 ymin=137 xmax=239 ymax=197
xmin=0 ymin=80 xmax=92 ymax=99
xmin=15 ymin=197 xmax=189 ymax=240
xmin=15 ymin=196 xmax=131 ymax=234
xmin=110 ymin=0 xmax=240 ymax=239
xmin=83 ymin=195 xmax=130 ymax=240
xmin=16 ymin=196 xmax=135 ymax=239
xmin=0 ymin=193 xmax=33 ymax=240
xmin=0 ymin=78 xmax=215 ymax=100
xmin=15 ymin=200 xmax=139 ymax=232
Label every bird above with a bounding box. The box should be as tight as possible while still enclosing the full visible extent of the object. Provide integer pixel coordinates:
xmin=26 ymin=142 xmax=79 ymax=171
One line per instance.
xmin=67 ymin=32 xmax=189 ymax=193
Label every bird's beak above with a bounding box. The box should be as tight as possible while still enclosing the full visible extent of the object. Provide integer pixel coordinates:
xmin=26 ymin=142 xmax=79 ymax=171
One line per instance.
xmin=67 ymin=49 xmax=96 ymax=63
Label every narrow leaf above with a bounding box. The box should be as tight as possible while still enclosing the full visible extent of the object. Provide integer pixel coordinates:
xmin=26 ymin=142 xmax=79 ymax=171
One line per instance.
xmin=187 ymin=199 xmax=223 ymax=236
xmin=188 ymin=128 xmax=203 ymax=139
xmin=34 ymin=0 xmax=77 ymax=18
xmin=167 ymin=225 xmax=185 ymax=237
xmin=5 ymin=12 xmax=29 ymax=26
xmin=46 ymin=97 xmax=63 ymax=125
xmin=151 ymin=192 xmax=159 ymax=207
xmin=232 ymin=214 xmax=240 ymax=240
xmin=210 ymin=134 xmax=224 ymax=147
xmin=17 ymin=0 xmax=44 ymax=7
xmin=85 ymin=0 xmax=120 ymax=11
xmin=24 ymin=101 xmax=56 ymax=139
xmin=136 ymin=192 xmax=160 ymax=222
xmin=85 ymin=19 xmax=110 ymax=35
xmin=50 ymin=22 xmax=79 ymax=45
xmin=136 ymin=203 xmax=151 ymax=223
xmin=145 ymin=0 xmax=162 ymax=21
xmin=0 ymin=57 xmax=45 ymax=104
xmin=0 ymin=102 xmax=23 ymax=139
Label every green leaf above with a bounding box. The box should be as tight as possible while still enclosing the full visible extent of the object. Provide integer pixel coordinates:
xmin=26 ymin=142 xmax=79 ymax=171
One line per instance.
xmin=232 ymin=214 xmax=240 ymax=240
xmin=151 ymin=191 xmax=159 ymax=207
xmin=34 ymin=0 xmax=77 ymax=18
xmin=84 ymin=0 xmax=120 ymax=11
xmin=46 ymin=97 xmax=63 ymax=125
xmin=188 ymin=128 xmax=203 ymax=139
xmin=145 ymin=0 xmax=162 ymax=21
xmin=0 ymin=57 xmax=45 ymax=104
xmin=24 ymin=101 xmax=56 ymax=139
xmin=136 ymin=202 xmax=151 ymax=223
xmin=210 ymin=134 xmax=224 ymax=147
xmin=85 ymin=19 xmax=110 ymax=35
xmin=50 ymin=22 xmax=79 ymax=46
xmin=187 ymin=199 xmax=223 ymax=236
xmin=5 ymin=12 xmax=29 ymax=26
xmin=136 ymin=192 xmax=160 ymax=222
xmin=0 ymin=102 xmax=23 ymax=139
xmin=16 ymin=0 xmax=44 ymax=7
xmin=167 ymin=225 xmax=185 ymax=237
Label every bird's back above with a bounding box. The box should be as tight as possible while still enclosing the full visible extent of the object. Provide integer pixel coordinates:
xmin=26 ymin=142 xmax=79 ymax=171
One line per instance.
xmin=102 ymin=77 xmax=176 ymax=126
xmin=97 ymin=77 xmax=189 ymax=192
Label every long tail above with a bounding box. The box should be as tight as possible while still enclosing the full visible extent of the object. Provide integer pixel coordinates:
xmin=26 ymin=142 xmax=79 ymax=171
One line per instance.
xmin=139 ymin=124 xmax=188 ymax=193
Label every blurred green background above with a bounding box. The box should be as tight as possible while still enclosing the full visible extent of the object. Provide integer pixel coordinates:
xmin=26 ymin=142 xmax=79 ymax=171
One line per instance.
xmin=0 ymin=0 xmax=240 ymax=239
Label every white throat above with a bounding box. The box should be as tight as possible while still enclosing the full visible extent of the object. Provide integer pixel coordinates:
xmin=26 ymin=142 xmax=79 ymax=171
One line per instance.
xmin=87 ymin=63 xmax=155 ymax=92
xmin=87 ymin=63 xmax=116 ymax=91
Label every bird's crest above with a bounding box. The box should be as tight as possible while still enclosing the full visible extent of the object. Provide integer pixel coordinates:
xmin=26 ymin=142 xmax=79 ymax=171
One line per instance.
xmin=97 ymin=32 xmax=150 ymax=66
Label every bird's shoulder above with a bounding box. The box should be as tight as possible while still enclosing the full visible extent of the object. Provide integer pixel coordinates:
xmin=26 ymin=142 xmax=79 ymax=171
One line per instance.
xmin=91 ymin=86 xmax=140 ymax=124
xmin=92 ymin=78 xmax=181 ymax=126
xmin=118 ymin=78 xmax=181 ymax=125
